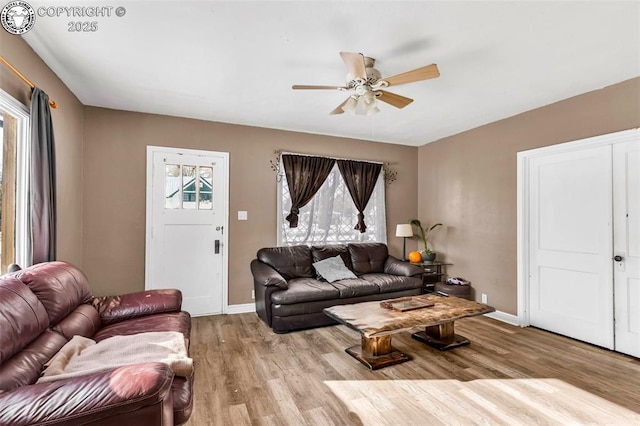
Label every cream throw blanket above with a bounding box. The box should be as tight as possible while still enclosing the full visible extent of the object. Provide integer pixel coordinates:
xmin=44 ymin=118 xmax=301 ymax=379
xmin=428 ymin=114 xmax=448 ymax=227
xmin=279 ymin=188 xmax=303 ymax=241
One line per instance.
xmin=37 ymin=331 xmax=193 ymax=384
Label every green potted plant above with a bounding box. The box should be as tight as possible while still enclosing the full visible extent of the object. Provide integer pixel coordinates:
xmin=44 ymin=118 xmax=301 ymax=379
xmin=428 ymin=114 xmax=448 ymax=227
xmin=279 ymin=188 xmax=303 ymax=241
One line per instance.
xmin=409 ymin=219 xmax=442 ymax=261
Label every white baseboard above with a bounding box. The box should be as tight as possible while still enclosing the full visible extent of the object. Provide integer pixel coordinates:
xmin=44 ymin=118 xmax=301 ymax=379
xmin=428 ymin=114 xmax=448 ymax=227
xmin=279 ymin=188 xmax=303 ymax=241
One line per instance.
xmin=225 ymin=303 xmax=256 ymax=314
xmin=225 ymin=303 xmax=519 ymax=325
xmin=484 ymin=310 xmax=521 ymax=327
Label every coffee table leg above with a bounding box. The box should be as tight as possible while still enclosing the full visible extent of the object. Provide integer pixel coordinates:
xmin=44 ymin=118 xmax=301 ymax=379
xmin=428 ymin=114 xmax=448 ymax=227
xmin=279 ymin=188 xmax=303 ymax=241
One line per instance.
xmin=345 ymin=334 xmax=410 ymax=370
xmin=411 ymin=320 xmax=470 ymax=351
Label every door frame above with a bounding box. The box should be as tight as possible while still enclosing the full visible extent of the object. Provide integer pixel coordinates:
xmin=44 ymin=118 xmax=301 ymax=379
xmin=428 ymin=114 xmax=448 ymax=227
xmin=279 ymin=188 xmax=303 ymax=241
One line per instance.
xmin=517 ymin=128 xmax=639 ymax=326
xmin=145 ymin=145 xmax=230 ymax=313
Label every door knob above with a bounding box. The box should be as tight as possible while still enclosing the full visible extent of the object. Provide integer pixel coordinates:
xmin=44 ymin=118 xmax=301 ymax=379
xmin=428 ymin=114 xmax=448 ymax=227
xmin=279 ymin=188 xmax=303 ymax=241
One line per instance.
xmin=613 ymin=255 xmax=624 ymax=262
xmin=214 ymin=240 xmax=220 ymax=254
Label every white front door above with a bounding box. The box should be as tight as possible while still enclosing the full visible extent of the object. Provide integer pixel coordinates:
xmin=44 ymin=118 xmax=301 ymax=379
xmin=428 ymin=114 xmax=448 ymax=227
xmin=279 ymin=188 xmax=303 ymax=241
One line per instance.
xmin=146 ymin=146 xmax=228 ymax=316
xmin=613 ymin=140 xmax=640 ymax=357
xmin=528 ymin=145 xmax=614 ymax=348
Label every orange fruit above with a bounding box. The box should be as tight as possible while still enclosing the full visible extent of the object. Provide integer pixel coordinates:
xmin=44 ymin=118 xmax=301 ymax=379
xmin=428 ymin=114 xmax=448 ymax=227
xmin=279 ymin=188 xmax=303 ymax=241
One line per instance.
xmin=408 ymin=251 xmax=422 ymax=263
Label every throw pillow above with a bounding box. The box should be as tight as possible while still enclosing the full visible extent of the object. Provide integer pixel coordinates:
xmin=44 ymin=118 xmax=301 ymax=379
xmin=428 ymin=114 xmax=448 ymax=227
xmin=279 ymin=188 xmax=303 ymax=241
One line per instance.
xmin=312 ymin=255 xmax=357 ymax=283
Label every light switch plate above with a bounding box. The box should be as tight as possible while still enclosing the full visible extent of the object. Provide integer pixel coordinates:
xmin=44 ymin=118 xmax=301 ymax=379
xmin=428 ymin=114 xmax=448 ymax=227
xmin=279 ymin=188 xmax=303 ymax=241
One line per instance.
xmin=238 ymin=210 xmax=248 ymax=220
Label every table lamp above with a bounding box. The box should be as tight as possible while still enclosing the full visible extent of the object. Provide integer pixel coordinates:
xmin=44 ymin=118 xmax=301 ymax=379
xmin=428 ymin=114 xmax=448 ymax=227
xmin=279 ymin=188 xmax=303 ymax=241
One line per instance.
xmin=395 ymin=224 xmax=413 ymax=261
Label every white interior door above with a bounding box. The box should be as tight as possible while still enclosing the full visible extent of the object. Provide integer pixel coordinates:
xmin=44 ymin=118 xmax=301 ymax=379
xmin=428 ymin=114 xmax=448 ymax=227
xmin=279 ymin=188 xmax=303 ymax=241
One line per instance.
xmin=528 ymin=145 xmax=614 ymax=348
xmin=613 ymin=140 xmax=640 ymax=357
xmin=146 ymin=147 xmax=228 ymax=317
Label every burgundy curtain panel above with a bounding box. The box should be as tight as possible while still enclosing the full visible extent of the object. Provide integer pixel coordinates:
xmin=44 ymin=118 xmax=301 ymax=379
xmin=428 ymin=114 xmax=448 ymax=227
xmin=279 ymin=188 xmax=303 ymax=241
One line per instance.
xmin=337 ymin=159 xmax=382 ymax=233
xmin=282 ymin=154 xmax=335 ymax=227
xmin=30 ymin=88 xmax=56 ymax=263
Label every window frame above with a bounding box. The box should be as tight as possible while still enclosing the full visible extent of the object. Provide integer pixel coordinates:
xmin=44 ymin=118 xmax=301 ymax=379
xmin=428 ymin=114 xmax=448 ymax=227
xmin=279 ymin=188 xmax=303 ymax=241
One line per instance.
xmin=0 ymin=88 xmax=31 ymax=269
xmin=276 ymin=154 xmax=387 ymax=247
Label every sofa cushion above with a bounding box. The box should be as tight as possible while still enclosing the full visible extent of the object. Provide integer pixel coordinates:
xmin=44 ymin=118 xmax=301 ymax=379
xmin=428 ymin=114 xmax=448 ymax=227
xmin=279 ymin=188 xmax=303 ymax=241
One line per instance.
xmin=0 ymin=278 xmax=50 ymax=365
xmin=348 ymin=243 xmax=388 ymax=275
xmin=270 ymin=278 xmax=340 ymax=305
xmin=92 ymin=289 xmax=183 ymax=326
xmin=94 ymin=311 xmax=191 ymax=343
xmin=359 ymin=273 xmax=423 ymax=293
xmin=52 ymin=304 xmax=102 ymax=340
xmin=312 ymin=256 xmax=357 ymax=283
xmin=15 ymin=261 xmax=93 ymax=326
xmin=0 ymin=330 xmax=68 ymax=390
xmin=257 ymin=245 xmax=314 ymax=280
xmin=330 ymin=278 xmax=380 ymax=298
xmin=311 ymin=244 xmax=353 ymax=273
xmin=271 ymin=288 xmax=422 ymax=318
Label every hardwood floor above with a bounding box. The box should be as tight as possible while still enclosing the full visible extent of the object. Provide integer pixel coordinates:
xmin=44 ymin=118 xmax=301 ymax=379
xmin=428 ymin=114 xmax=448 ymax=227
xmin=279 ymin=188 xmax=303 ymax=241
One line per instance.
xmin=186 ymin=313 xmax=640 ymax=425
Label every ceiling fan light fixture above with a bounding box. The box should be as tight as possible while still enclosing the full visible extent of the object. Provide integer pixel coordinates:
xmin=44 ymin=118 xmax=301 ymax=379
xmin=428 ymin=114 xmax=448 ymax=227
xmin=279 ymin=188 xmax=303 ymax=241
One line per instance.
xmin=364 ymin=96 xmax=379 ymax=115
xmin=355 ymin=95 xmax=368 ymax=115
xmin=346 ymin=94 xmax=379 ymax=116
xmin=292 ymin=51 xmax=439 ymax=116
xmin=342 ymin=96 xmax=358 ymax=113
xmin=366 ymin=102 xmax=380 ymax=116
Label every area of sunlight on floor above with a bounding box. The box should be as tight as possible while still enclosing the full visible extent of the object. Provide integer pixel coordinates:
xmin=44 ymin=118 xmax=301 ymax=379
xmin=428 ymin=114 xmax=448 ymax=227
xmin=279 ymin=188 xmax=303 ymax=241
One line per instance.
xmin=324 ymin=378 xmax=640 ymax=425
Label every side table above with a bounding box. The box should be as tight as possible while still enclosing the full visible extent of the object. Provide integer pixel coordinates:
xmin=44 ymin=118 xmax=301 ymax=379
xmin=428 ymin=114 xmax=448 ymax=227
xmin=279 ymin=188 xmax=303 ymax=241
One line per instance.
xmin=410 ymin=261 xmax=452 ymax=293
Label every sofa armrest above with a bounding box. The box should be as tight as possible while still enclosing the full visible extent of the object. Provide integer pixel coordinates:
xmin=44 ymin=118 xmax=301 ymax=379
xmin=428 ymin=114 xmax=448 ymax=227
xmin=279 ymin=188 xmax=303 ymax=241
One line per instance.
xmin=250 ymin=259 xmax=288 ymax=289
xmin=384 ymin=256 xmax=424 ymax=277
xmin=92 ymin=289 xmax=182 ymax=326
xmin=0 ymin=362 xmax=174 ymax=426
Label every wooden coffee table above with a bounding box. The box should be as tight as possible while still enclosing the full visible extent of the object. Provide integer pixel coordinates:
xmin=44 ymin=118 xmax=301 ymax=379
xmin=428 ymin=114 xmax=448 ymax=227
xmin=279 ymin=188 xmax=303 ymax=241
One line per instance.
xmin=323 ymin=294 xmax=495 ymax=370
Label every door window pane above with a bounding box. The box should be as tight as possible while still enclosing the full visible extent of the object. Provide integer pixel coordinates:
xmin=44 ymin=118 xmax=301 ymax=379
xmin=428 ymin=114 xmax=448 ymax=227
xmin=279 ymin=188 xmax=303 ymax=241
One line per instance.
xmin=199 ymin=166 xmax=213 ymax=210
xmin=182 ymin=165 xmax=197 ymax=209
xmin=165 ymin=164 xmax=181 ymax=209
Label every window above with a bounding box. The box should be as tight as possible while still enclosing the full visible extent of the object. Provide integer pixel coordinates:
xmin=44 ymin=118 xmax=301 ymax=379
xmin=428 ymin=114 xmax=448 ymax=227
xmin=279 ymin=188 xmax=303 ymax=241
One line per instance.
xmin=0 ymin=89 xmax=30 ymax=272
xmin=277 ymin=160 xmax=386 ymax=246
xmin=164 ymin=164 xmax=213 ymax=210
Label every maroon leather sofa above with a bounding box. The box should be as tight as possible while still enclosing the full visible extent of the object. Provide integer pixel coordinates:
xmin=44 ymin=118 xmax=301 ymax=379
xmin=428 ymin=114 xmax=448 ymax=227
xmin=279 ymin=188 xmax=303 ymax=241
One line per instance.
xmin=0 ymin=261 xmax=193 ymax=425
xmin=252 ymin=242 xmax=424 ymax=333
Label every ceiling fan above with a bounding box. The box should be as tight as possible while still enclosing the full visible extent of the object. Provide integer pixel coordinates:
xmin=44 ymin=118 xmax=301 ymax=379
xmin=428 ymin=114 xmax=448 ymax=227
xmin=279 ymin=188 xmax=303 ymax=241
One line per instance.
xmin=292 ymin=52 xmax=440 ymax=116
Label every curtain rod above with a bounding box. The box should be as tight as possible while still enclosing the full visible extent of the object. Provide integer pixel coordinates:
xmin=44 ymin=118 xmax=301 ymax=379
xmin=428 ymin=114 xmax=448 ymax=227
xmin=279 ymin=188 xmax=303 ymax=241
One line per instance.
xmin=0 ymin=56 xmax=58 ymax=109
xmin=280 ymin=151 xmax=383 ymax=165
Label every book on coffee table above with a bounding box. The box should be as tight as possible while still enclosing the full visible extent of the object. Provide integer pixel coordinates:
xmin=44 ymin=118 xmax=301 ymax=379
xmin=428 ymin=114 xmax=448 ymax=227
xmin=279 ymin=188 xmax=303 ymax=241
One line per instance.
xmin=380 ymin=297 xmax=435 ymax=312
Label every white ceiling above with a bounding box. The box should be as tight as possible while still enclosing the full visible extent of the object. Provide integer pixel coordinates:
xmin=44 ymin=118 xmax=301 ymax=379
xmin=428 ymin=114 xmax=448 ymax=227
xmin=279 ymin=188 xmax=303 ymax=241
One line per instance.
xmin=23 ymin=1 xmax=640 ymax=147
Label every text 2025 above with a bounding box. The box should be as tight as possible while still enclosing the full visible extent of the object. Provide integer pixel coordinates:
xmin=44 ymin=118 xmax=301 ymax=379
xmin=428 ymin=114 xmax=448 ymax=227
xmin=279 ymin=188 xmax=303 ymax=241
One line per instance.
xmin=68 ymin=21 xmax=98 ymax=32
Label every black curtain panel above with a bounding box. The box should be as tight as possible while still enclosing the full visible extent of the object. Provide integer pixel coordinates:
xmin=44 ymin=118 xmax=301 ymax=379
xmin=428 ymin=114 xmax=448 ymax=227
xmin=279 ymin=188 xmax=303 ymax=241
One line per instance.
xmin=337 ymin=159 xmax=382 ymax=233
xmin=282 ymin=154 xmax=335 ymax=227
xmin=30 ymin=88 xmax=56 ymax=263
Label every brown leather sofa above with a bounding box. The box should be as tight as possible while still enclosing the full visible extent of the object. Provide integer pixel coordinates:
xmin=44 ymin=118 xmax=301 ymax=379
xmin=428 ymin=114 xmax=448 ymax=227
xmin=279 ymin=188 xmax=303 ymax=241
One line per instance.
xmin=251 ymin=242 xmax=424 ymax=333
xmin=0 ymin=261 xmax=193 ymax=425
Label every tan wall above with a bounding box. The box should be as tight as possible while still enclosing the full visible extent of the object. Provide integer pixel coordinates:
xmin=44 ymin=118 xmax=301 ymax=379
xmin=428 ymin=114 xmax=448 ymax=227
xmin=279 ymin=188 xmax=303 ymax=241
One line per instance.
xmin=0 ymin=32 xmax=84 ymax=267
xmin=82 ymin=107 xmax=419 ymax=300
xmin=417 ymin=77 xmax=640 ymax=314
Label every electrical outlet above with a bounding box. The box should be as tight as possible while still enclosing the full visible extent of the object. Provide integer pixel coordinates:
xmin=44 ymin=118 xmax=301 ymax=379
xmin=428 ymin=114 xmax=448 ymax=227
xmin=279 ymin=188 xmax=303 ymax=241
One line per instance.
xmin=251 ymin=290 xmax=255 ymax=300
xmin=481 ymin=293 xmax=488 ymax=304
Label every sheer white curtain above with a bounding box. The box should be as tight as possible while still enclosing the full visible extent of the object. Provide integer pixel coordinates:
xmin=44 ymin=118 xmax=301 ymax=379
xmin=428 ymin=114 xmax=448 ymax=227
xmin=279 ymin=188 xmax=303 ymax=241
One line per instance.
xmin=277 ymin=163 xmax=386 ymax=246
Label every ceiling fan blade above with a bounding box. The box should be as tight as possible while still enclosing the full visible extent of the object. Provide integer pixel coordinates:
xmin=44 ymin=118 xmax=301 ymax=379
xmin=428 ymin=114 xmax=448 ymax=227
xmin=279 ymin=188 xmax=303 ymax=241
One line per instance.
xmin=376 ymin=90 xmax=414 ymax=109
xmin=330 ymin=98 xmax=350 ymax=115
xmin=339 ymin=52 xmax=366 ymax=80
xmin=292 ymin=85 xmax=348 ymax=90
xmin=382 ymin=64 xmax=440 ymax=86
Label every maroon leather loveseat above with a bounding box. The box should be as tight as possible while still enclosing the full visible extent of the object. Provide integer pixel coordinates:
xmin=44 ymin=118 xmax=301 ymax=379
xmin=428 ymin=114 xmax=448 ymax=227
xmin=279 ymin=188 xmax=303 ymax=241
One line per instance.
xmin=0 ymin=261 xmax=193 ymax=425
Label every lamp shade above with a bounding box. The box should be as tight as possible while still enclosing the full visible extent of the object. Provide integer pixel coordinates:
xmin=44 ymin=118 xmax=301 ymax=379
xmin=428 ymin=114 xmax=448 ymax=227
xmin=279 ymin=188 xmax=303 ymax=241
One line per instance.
xmin=395 ymin=224 xmax=413 ymax=237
